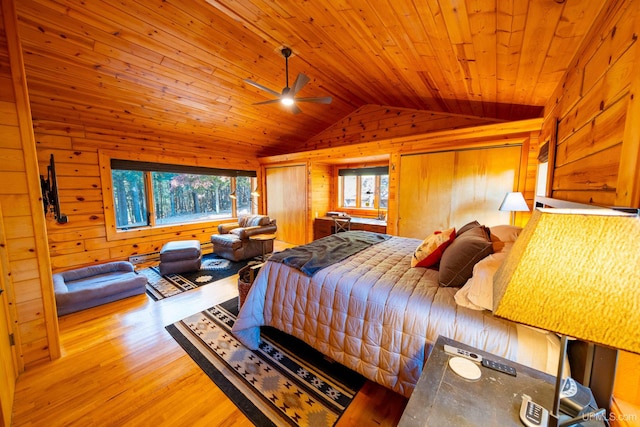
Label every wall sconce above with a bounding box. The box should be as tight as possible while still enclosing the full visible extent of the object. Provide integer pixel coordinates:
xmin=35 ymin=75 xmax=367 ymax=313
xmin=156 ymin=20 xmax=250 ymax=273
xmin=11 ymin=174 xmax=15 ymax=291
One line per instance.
xmin=229 ymin=190 xmax=237 ymax=200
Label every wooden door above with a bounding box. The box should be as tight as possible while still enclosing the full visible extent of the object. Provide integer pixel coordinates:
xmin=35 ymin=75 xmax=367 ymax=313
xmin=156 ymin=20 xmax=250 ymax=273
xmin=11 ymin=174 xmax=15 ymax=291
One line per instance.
xmin=398 ymin=146 xmax=522 ymax=238
xmin=266 ymin=165 xmax=307 ymax=245
xmin=0 ymin=206 xmax=18 ymax=427
xmin=398 ymin=151 xmax=456 ymax=237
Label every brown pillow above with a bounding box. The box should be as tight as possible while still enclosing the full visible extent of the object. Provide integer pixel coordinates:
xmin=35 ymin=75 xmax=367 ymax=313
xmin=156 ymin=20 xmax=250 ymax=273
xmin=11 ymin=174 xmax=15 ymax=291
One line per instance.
xmin=457 ymin=220 xmax=481 ymax=236
xmin=438 ymin=226 xmax=494 ymax=287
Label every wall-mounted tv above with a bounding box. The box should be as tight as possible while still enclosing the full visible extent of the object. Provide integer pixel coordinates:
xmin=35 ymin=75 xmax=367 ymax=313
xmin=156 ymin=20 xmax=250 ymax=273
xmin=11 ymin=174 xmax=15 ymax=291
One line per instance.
xmin=40 ymin=154 xmax=68 ymax=224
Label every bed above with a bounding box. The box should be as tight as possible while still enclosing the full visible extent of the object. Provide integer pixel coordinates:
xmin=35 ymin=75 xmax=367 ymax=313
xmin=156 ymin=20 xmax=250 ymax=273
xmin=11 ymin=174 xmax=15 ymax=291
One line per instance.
xmin=231 ymin=224 xmax=563 ymax=398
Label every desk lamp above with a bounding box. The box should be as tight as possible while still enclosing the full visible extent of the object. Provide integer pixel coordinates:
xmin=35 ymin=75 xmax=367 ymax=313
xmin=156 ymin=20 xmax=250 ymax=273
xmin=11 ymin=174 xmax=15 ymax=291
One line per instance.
xmin=493 ymin=208 xmax=640 ymax=427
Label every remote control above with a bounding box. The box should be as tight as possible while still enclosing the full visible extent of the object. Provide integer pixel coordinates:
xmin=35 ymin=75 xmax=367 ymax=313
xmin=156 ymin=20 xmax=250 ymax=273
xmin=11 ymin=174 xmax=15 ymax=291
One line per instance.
xmin=481 ymin=358 xmax=517 ymax=376
xmin=520 ymin=395 xmax=549 ymax=427
xmin=443 ymin=344 xmax=482 ymax=362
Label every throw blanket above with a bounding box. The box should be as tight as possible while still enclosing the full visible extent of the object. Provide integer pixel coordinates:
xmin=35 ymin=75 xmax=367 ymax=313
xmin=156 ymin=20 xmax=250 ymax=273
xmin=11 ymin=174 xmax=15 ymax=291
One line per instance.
xmin=268 ymin=230 xmax=391 ymax=276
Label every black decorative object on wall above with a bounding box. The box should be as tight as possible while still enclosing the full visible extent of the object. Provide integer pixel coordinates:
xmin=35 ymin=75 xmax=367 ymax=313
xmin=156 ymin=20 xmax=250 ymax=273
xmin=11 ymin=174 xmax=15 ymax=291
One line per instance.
xmin=39 ymin=154 xmax=68 ymax=224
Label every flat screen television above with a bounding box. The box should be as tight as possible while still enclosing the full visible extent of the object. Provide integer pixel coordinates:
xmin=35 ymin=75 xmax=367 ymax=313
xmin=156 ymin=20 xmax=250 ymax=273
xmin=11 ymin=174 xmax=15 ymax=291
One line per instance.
xmin=40 ymin=154 xmax=68 ymax=224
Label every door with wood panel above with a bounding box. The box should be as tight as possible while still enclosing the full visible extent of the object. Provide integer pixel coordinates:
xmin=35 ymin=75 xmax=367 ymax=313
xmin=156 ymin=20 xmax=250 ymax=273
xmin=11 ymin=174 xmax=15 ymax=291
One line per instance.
xmin=398 ymin=145 xmax=522 ymax=238
xmin=0 ymin=206 xmax=18 ymax=427
xmin=265 ymin=165 xmax=307 ymax=245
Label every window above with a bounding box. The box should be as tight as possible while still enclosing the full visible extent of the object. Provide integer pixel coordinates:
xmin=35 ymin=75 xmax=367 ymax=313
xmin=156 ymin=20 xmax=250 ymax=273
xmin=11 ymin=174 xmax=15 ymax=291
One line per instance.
xmin=112 ymin=169 xmax=148 ymax=228
xmin=338 ymin=166 xmax=389 ymax=212
xmin=110 ymin=159 xmax=256 ymax=230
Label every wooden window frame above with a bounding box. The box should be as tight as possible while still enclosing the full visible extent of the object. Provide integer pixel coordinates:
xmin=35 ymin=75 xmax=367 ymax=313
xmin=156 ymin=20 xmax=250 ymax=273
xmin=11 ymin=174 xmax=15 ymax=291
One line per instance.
xmin=99 ymin=149 xmax=256 ymax=241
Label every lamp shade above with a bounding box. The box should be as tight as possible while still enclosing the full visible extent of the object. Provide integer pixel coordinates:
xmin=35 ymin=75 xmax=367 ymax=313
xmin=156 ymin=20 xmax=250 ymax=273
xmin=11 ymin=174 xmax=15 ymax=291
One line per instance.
xmin=499 ymin=192 xmax=530 ymax=212
xmin=493 ymin=209 xmax=640 ymax=354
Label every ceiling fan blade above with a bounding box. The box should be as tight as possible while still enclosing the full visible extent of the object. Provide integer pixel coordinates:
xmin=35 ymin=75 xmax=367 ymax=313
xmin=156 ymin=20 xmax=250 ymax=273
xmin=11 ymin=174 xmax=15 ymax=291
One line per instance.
xmin=289 ymin=103 xmax=302 ymax=114
xmin=244 ymin=79 xmax=281 ymax=97
xmin=290 ymin=73 xmax=310 ymax=96
xmin=253 ymin=99 xmax=281 ymax=105
xmin=295 ymin=96 xmax=333 ymax=104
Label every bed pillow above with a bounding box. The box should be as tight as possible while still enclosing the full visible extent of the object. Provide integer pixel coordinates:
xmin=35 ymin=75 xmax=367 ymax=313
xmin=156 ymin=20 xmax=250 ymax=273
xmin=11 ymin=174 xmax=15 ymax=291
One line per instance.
xmin=457 ymin=220 xmax=481 ymax=235
xmin=489 ymin=224 xmax=522 ymax=252
xmin=454 ymin=248 xmax=509 ymax=310
xmin=411 ymin=227 xmax=456 ymax=268
xmin=489 ymin=224 xmax=522 ymax=243
xmin=438 ymin=225 xmax=493 ymax=287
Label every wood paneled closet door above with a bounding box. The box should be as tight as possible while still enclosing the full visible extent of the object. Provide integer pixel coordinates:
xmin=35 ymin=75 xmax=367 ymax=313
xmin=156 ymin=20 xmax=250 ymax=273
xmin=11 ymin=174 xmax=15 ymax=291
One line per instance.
xmin=398 ymin=145 xmax=522 ymax=238
xmin=265 ymin=165 xmax=307 ymax=245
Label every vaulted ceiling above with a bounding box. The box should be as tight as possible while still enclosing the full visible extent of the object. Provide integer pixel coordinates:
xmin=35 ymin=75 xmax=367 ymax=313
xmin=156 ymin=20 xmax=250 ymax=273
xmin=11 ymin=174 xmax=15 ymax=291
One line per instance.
xmin=15 ymin=0 xmax=607 ymax=157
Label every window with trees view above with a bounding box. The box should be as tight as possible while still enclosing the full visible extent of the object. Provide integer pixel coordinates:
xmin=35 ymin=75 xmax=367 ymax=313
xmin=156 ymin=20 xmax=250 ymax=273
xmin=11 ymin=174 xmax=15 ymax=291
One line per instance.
xmin=111 ymin=160 xmax=256 ymax=230
xmin=339 ymin=166 xmax=389 ymax=211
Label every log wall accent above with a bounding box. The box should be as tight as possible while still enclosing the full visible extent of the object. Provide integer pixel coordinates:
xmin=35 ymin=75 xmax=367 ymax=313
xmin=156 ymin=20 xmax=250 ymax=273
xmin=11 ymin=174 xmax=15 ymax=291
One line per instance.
xmin=0 ymin=0 xmax=59 ymax=369
xmin=542 ymin=0 xmax=640 ymax=207
xmin=541 ymin=0 xmax=640 ymax=420
xmin=302 ymin=105 xmax=502 ymax=152
xmin=36 ymin=126 xmax=259 ymax=273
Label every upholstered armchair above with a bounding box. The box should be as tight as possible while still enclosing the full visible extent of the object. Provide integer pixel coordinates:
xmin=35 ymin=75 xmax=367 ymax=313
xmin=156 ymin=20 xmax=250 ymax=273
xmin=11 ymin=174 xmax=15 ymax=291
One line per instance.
xmin=211 ymin=215 xmax=277 ymax=262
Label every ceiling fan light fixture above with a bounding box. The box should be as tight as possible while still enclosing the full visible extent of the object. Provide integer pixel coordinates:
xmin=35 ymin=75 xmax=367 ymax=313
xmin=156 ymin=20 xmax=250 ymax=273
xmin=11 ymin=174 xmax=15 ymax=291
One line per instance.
xmin=244 ymin=46 xmax=331 ymax=114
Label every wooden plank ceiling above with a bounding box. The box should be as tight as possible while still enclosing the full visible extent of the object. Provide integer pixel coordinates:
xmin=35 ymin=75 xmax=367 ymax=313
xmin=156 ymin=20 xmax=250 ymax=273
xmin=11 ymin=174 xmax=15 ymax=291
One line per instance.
xmin=14 ymin=0 xmax=607 ymax=157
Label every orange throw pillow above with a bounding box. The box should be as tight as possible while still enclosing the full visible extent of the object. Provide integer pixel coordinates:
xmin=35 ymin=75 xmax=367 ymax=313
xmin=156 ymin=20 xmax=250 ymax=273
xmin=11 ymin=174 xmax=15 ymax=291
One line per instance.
xmin=411 ymin=227 xmax=456 ymax=268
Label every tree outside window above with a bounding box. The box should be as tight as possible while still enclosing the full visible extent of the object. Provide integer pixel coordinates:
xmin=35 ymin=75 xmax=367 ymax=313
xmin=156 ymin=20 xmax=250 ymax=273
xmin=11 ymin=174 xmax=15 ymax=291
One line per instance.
xmin=111 ymin=162 xmax=256 ymax=230
xmin=112 ymin=170 xmax=147 ymax=229
xmin=338 ymin=167 xmax=389 ymax=212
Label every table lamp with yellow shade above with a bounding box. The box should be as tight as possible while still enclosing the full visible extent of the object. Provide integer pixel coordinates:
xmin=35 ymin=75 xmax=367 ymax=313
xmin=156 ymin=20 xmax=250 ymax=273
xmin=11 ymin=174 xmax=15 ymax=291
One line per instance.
xmin=493 ymin=208 xmax=640 ymax=426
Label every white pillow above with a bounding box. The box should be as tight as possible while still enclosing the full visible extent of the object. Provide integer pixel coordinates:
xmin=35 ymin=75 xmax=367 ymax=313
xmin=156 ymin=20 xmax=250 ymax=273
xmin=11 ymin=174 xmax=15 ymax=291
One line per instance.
xmin=454 ymin=282 xmax=485 ymax=310
xmin=489 ymin=225 xmax=521 ymax=253
xmin=455 ymin=225 xmax=520 ymax=311
xmin=454 ymin=244 xmax=510 ymax=311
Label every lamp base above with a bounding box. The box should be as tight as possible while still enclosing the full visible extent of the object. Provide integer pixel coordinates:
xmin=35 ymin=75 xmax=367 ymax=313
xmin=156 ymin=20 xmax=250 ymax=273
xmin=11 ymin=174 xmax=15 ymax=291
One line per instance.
xmin=549 ymin=336 xmax=608 ymax=427
xmin=557 ymin=409 xmax=607 ymax=426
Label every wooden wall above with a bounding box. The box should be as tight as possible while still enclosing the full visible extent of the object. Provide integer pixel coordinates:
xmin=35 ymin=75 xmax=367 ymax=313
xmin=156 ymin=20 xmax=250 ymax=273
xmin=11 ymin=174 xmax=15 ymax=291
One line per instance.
xmin=542 ymin=0 xmax=640 ymax=207
xmin=302 ymin=105 xmax=502 ymax=151
xmin=541 ymin=0 xmax=640 ymax=421
xmin=309 ymin=162 xmax=333 ymax=242
xmin=0 ymin=0 xmax=59 ymax=369
xmin=261 ymin=119 xmax=542 ymax=238
xmin=35 ymin=123 xmax=260 ymax=273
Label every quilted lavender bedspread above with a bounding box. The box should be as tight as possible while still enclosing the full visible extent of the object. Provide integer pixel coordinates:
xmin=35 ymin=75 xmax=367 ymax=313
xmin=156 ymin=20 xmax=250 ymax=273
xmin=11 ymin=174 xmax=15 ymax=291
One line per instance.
xmin=231 ymin=235 xmax=555 ymax=397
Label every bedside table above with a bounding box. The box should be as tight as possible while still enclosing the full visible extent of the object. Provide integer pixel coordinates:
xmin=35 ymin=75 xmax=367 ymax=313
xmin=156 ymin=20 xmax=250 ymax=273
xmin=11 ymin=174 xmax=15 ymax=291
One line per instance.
xmin=398 ymin=335 xmax=603 ymax=426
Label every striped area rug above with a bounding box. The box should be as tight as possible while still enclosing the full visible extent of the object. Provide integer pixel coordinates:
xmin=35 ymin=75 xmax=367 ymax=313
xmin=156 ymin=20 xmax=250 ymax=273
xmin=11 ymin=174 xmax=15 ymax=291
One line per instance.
xmin=140 ymin=254 xmax=256 ymax=300
xmin=166 ymin=298 xmax=365 ymax=427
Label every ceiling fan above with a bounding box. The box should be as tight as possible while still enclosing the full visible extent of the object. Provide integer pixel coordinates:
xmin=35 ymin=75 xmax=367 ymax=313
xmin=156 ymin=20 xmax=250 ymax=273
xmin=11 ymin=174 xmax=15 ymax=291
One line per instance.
xmin=244 ymin=47 xmax=332 ymax=114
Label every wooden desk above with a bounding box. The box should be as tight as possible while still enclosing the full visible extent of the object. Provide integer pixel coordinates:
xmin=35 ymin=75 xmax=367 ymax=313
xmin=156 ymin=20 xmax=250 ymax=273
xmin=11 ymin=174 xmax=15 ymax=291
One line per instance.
xmin=313 ymin=216 xmax=387 ymax=240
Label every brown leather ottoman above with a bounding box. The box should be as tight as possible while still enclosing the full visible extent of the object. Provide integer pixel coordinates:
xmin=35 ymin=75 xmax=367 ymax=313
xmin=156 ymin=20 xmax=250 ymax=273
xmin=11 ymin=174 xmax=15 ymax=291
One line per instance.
xmin=159 ymin=240 xmax=202 ymax=275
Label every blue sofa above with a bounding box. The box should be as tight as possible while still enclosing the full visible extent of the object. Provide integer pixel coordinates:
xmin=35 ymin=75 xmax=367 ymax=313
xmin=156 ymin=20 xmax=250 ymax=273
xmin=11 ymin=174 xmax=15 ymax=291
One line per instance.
xmin=53 ymin=261 xmax=147 ymax=316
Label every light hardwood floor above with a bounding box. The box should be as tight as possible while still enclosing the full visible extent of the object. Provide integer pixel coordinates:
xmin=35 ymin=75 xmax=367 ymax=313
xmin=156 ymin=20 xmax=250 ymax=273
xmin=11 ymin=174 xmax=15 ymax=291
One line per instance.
xmin=11 ymin=242 xmax=407 ymax=426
